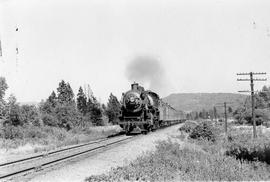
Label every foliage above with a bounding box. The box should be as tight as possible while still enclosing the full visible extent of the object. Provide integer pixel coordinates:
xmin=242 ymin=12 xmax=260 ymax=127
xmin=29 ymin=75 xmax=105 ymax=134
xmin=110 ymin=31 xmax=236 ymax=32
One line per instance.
xmin=47 ymin=91 xmax=57 ymax=107
xmin=0 ymin=125 xmax=121 ymax=151
xmin=189 ymin=121 xmax=217 ymax=142
xmin=40 ymin=80 xmax=85 ymax=129
xmin=86 ymin=140 xmax=270 ymax=182
xmin=0 ymin=125 xmax=24 ymax=139
xmin=0 ymin=77 xmax=8 ymax=100
xmin=86 ymin=97 xmax=103 ymax=126
xmin=54 ymin=103 xmax=80 ymax=130
xmin=0 ymin=78 xmax=110 ymax=147
xmin=105 ymin=93 xmax=121 ymax=124
xmin=233 ymin=107 xmax=270 ymax=126
xmin=5 ymin=98 xmax=22 ymax=126
xmin=258 ymin=86 xmax=270 ymax=108
xmin=76 ymin=86 xmax=87 ymax=115
xmin=225 ymin=132 xmax=270 ymax=164
xmin=228 ymin=106 xmax=233 ymax=113
xmin=57 ymin=80 xmax=75 ymax=105
xmin=233 ymin=85 xmax=270 ymax=125
xmin=179 ymin=120 xmax=198 ymax=133
xmin=41 ymin=113 xmax=58 ymax=127
xmin=0 ymin=77 xmax=8 ymax=119
xmin=186 ymin=107 xmax=221 ymax=120
xmin=20 ymin=105 xmax=42 ymax=126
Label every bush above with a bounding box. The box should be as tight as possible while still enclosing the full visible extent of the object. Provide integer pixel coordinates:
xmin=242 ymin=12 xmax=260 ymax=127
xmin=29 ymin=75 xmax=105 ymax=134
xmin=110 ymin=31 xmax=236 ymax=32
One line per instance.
xmin=189 ymin=121 xmax=217 ymax=142
xmin=20 ymin=105 xmax=42 ymax=126
xmin=42 ymin=113 xmax=58 ymax=127
xmin=24 ymin=126 xmax=47 ymax=139
xmin=0 ymin=125 xmax=24 ymax=139
xmin=225 ymin=133 xmax=270 ymax=164
xmin=179 ymin=120 xmax=198 ymax=133
xmin=54 ymin=104 xmax=81 ymax=130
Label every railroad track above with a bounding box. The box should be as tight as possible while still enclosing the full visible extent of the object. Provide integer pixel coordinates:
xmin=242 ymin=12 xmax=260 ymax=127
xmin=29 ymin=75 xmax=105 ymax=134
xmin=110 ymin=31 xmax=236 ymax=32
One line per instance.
xmin=0 ymin=135 xmax=134 ymax=182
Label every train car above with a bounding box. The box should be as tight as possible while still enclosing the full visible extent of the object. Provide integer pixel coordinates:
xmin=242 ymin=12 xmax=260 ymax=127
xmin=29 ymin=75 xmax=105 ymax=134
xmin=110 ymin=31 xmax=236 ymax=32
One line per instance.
xmin=118 ymin=82 xmax=185 ymax=134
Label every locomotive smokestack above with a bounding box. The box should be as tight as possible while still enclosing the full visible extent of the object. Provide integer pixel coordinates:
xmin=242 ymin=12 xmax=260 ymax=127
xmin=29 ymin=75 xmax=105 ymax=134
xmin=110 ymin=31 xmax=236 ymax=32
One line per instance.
xmin=131 ymin=82 xmax=139 ymax=90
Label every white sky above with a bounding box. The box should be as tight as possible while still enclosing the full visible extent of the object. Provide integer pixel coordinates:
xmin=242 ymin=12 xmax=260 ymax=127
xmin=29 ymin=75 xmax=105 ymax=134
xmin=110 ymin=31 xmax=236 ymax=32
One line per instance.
xmin=0 ymin=0 xmax=270 ymax=103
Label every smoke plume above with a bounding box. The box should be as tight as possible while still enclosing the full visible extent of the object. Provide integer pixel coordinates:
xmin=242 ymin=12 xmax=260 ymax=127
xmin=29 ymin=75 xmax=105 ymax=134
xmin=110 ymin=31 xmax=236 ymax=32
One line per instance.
xmin=125 ymin=55 xmax=169 ymax=96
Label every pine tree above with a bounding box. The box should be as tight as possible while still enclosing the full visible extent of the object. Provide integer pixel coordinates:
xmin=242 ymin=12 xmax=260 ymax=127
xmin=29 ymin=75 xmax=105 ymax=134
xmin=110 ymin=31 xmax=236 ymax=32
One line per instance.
xmin=57 ymin=80 xmax=67 ymax=104
xmin=86 ymin=97 xmax=103 ymax=126
xmin=106 ymin=93 xmax=121 ymax=124
xmin=228 ymin=106 xmax=233 ymax=113
xmin=41 ymin=80 xmax=78 ymax=129
xmin=0 ymin=77 xmax=8 ymax=119
xmin=48 ymin=91 xmax=57 ymax=107
xmin=40 ymin=91 xmax=58 ymax=114
xmin=213 ymin=107 xmax=217 ymax=119
xmin=77 ymin=86 xmax=87 ymax=115
xmin=195 ymin=112 xmax=199 ymax=120
xmin=66 ymin=83 xmax=75 ymax=104
xmin=0 ymin=77 xmax=8 ymax=100
xmin=5 ymin=94 xmax=22 ymax=126
xmin=258 ymin=86 xmax=270 ymax=107
xmin=57 ymin=80 xmax=75 ymax=105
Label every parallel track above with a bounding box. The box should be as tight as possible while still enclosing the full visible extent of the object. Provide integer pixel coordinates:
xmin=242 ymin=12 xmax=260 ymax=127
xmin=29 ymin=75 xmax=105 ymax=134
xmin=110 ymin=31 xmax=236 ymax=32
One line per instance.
xmin=0 ymin=122 xmax=185 ymax=181
xmin=0 ymin=135 xmax=133 ymax=181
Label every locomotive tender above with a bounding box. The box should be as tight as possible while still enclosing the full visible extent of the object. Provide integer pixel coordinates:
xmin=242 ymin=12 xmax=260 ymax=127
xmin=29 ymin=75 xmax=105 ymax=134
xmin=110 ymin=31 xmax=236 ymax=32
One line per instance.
xmin=118 ymin=82 xmax=185 ymax=134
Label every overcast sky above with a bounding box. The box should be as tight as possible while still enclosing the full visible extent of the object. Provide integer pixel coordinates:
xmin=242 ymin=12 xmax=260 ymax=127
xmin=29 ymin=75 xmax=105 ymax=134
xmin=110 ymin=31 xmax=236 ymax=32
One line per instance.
xmin=0 ymin=0 xmax=270 ymax=103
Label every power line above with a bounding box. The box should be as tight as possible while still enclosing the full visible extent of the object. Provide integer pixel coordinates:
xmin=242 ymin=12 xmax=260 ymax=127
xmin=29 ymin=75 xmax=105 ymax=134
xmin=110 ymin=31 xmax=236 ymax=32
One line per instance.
xmin=237 ymin=72 xmax=267 ymax=138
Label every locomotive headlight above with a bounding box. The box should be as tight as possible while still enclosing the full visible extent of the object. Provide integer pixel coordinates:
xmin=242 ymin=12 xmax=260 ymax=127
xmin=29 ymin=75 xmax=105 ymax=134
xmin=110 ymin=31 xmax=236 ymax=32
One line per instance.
xmin=130 ymin=96 xmax=135 ymax=102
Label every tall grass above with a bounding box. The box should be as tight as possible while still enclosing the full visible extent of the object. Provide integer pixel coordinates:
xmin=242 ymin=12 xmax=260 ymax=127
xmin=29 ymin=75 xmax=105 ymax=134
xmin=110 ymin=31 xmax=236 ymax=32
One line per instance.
xmin=85 ymin=140 xmax=270 ymax=182
xmin=0 ymin=125 xmax=121 ymax=153
xmin=225 ymin=132 xmax=270 ymax=164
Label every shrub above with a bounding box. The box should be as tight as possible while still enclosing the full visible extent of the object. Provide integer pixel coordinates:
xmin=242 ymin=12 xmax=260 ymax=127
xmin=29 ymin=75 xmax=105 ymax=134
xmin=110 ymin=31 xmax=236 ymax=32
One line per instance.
xmin=54 ymin=104 xmax=81 ymax=130
xmin=20 ymin=105 xmax=42 ymax=126
xmin=24 ymin=126 xmax=47 ymax=139
xmin=0 ymin=125 xmax=24 ymax=139
xmin=179 ymin=120 xmax=198 ymax=133
xmin=225 ymin=132 xmax=270 ymax=164
xmin=189 ymin=121 xmax=217 ymax=142
xmin=42 ymin=113 xmax=58 ymax=127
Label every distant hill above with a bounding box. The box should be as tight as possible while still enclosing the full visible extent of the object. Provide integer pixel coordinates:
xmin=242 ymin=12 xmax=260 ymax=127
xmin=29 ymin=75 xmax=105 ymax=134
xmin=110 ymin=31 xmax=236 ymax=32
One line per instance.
xmin=18 ymin=101 xmax=39 ymax=106
xmin=163 ymin=93 xmax=247 ymax=112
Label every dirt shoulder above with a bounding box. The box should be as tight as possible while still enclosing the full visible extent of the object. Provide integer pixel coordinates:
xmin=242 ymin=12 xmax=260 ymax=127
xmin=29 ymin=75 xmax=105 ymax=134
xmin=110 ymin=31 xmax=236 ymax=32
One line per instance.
xmin=28 ymin=124 xmax=184 ymax=182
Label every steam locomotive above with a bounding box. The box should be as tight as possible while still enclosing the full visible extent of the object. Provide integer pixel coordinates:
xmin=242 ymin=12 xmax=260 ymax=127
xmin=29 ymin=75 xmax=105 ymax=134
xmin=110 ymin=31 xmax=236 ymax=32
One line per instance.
xmin=118 ymin=82 xmax=185 ymax=134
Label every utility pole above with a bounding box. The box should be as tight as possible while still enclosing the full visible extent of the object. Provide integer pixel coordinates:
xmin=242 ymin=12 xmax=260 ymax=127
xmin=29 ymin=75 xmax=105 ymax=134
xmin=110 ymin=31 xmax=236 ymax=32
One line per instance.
xmin=213 ymin=106 xmax=217 ymax=125
xmin=215 ymin=102 xmax=233 ymax=135
xmin=224 ymin=102 xmax=227 ymax=134
xmin=237 ymin=72 xmax=267 ymax=138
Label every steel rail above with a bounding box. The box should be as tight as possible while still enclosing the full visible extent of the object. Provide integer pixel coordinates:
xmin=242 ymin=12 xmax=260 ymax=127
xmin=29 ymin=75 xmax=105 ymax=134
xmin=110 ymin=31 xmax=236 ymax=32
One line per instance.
xmin=0 ymin=136 xmax=133 ymax=180
xmin=0 ymin=138 xmax=109 ymax=167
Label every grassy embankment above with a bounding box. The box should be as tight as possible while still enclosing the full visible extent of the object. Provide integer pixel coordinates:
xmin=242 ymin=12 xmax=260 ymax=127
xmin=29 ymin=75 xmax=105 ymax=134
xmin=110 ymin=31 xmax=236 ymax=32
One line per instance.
xmin=86 ymin=121 xmax=270 ymax=182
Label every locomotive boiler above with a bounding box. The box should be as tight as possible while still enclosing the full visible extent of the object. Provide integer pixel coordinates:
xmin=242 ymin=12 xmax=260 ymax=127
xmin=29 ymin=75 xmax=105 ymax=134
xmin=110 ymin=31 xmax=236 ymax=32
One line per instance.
xmin=118 ymin=82 xmax=185 ymax=134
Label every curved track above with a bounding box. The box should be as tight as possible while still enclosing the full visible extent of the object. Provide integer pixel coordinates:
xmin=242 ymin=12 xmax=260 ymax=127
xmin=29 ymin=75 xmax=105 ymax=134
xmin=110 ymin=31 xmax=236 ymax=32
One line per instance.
xmin=0 ymin=135 xmax=133 ymax=181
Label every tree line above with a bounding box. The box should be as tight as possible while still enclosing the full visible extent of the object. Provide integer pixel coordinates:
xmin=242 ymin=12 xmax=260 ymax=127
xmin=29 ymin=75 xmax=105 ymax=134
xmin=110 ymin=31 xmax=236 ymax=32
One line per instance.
xmin=186 ymin=85 xmax=270 ymax=127
xmin=233 ymin=85 xmax=270 ymax=126
xmin=0 ymin=77 xmax=121 ymax=132
xmin=186 ymin=106 xmax=233 ymax=120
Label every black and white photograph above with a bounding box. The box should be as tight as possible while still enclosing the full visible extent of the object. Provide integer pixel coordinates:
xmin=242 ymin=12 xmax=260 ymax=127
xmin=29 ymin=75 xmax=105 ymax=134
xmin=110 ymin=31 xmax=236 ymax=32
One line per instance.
xmin=0 ymin=0 xmax=270 ymax=181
